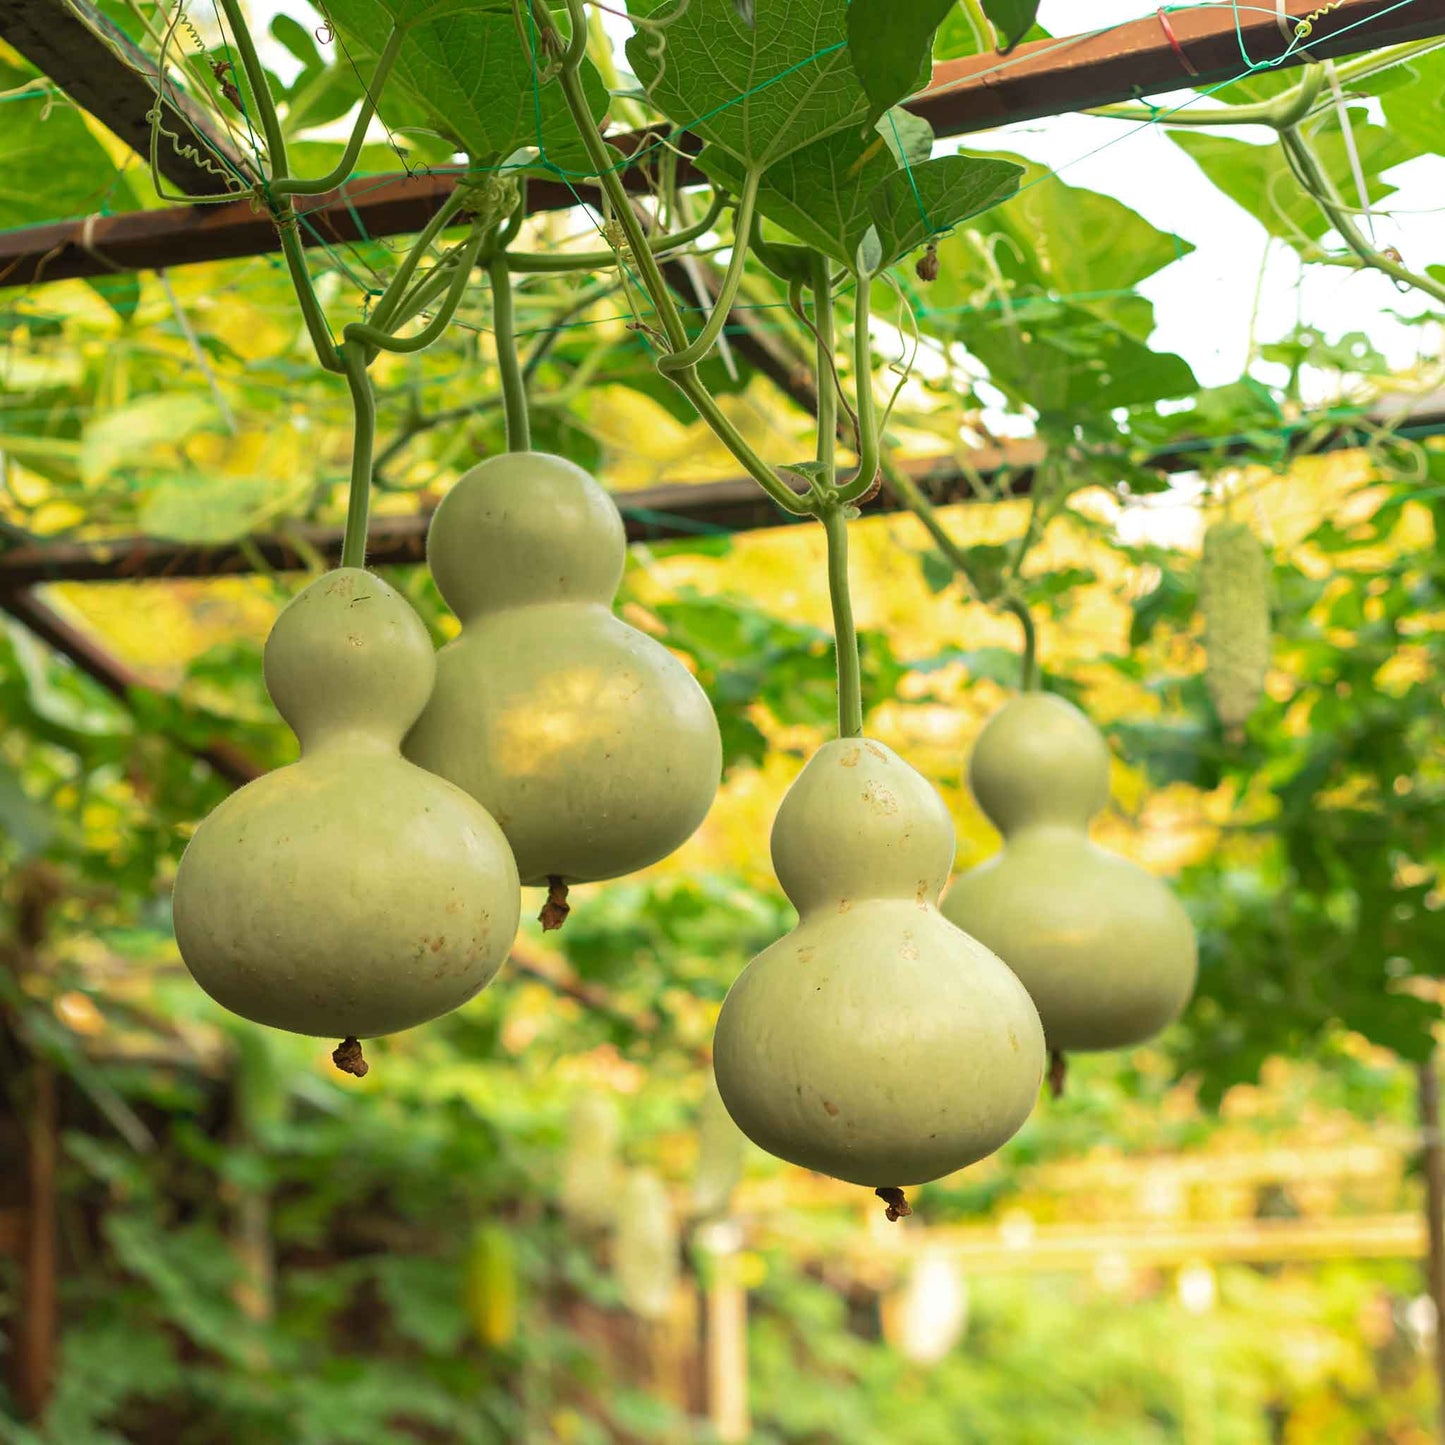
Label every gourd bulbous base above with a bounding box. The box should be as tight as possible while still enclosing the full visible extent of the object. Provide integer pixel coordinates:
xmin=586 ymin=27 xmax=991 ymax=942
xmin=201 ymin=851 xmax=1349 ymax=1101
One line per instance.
xmin=942 ymin=832 xmax=1197 ymax=1052
xmin=175 ymin=754 xmax=521 ymax=1037
xmin=407 ymin=604 xmax=720 ymax=885
xmin=407 ymin=453 xmax=722 ymax=886
xmin=947 ymin=691 xmax=1198 ymax=1053
xmin=173 ymin=569 xmax=521 ymax=1039
xmin=713 ymin=738 xmax=1045 ymax=1188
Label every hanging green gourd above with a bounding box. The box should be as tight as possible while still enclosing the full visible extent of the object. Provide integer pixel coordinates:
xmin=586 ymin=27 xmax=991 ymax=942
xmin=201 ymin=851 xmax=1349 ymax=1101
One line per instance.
xmin=463 ymin=1221 xmax=520 ymax=1350
xmin=711 ymin=259 xmax=1045 ymax=1221
xmin=1198 ymin=514 xmax=1272 ymax=740
xmin=405 ymin=243 xmax=722 ymax=928
xmin=941 ymin=620 xmax=1197 ymax=1085
xmin=173 ymin=171 xmax=524 ymax=1076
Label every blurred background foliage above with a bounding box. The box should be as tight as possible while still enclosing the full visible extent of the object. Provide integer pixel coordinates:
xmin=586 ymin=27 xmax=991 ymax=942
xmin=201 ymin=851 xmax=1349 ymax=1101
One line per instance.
xmin=3 ymin=3 xmax=1445 ymax=1442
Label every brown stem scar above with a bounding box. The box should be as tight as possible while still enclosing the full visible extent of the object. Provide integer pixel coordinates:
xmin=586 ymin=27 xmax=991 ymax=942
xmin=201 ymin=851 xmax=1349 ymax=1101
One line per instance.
xmin=539 ymin=876 xmax=571 ymax=932
xmin=333 ymin=1037 xmax=369 ymax=1077
xmin=875 ymin=1186 xmax=911 ymax=1222
xmin=1048 ymin=1049 xmax=1067 ymax=1100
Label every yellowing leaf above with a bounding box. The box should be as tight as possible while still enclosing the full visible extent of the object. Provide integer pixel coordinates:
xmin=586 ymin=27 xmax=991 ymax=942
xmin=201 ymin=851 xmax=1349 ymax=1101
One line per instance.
xmin=80 ymin=394 xmax=220 ymax=488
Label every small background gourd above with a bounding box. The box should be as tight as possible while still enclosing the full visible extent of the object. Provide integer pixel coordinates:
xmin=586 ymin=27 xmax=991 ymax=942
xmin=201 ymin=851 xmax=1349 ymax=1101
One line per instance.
xmin=713 ymin=737 xmax=1045 ymax=1191
xmin=942 ymin=691 xmax=1197 ymax=1053
xmin=173 ymin=569 xmax=521 ymax=1044
xmin=405 ymin=453 xmax=722 ymax=887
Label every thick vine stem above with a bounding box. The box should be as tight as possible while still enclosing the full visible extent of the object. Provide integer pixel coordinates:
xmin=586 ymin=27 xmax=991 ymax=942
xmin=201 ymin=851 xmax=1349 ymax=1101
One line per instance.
xmin=270 ymin=26 xmax=406 ymax=198
xmin=544 ymin=0 xmax=689 ymax=352
xmin=339 ymin=339 xmax=377 ymax=569
xmin=540 ymin=0 xmax=807 ymax=512
xmin=345 ymin=229 xmax=487 ymax=355
xmin=835 ymin=276 xmax=879 ymax=505
xmin=1281 ymin=128 xmax=1445 ymax=308
xmin=656 ymin=169 xmax=762 ymax=374
xmin=819 ymin=499 xmax=864 ymax=739
xmin=1003 ymin=595 xmax=1039 ymax=693
xmin=812 ymin=255 xmax=836 ymax=482
xmin=505 ymin=190 xmax=727 ymax=272
xmin=488 ymin=252 xmax=530 ymax=452
xmin=367 ymin=187 xmax=478 ymax=338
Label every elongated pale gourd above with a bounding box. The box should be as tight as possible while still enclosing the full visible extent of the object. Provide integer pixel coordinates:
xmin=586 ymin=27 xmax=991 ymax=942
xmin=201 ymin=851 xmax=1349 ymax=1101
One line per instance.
xmin=713 ymin=738 xmax=1045 ymax=1190
xmin=692 ymin=1068 xmax=747 ymax=1220
xmin=1199 ymin=518 xmax=1271 ymax=735
xmin=942 ymin=692 xmax=1197 ymax=1052
xmin=614 ymin=1170 xmax=680 ymax=1321
xmin=173 ymin=569 xmax=520 ymax=1039
xmin=405 ymin=453 xmax=722 ymax=886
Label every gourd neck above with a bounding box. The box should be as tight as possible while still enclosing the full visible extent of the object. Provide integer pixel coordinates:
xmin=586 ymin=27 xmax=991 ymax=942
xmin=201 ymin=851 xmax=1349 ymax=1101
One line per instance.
xmin=298 ymin=728 xmax=403 ymax=759
xmin=456 ymin=596 xmax=614 ymax=628
xmin=1001 ymin=818 xmax=1092 ymax=847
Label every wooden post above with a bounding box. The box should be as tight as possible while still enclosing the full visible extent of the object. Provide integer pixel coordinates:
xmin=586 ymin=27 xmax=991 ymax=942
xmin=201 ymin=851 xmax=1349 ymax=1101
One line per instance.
xmin=1418 ymin=1054 xmax=1445 ymax=1441
xmin=697 ymin=1221 xmax=749 ymax=1443
xmin=4 ymin=866 xmax=63 ymax=1421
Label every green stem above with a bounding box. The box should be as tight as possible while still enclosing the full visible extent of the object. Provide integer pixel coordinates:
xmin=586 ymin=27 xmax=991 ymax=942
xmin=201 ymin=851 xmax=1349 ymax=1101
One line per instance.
xmin=269 ymin=26 xmax=406 ymax=197
xmin=215 ymin=0 xmax=288 ymax=177
xmin=669 ymin=369 xmax=813 ymax=515
xmin=878 ymin=452 xmax=975 ymax=580
xmin=656 ymin=169 xmax=761 ymax=374
xmin=505 ymin=190 xmax=726 ymax=272
xmin=1281 ymin=129 xmax=1445 ymax=307
xmin=836 ymin=275 xmax=878 ymax=504
xmin=368 ymin=188 xmax=475 ymax=337
xmin=1096 ymin=59 xmax=1326 ymax=129
xmin=546 ymin=0 xmax=690 ymax=353
xmin=960 ymin=0 xmax=993 ymax=51
xmin=488 ymin=252 xmax=530 ymax=451
xmin=541 ymin=0 xmax=803 ymax=513
xmin=340 ymin=339 xmax=376 ymax=568
xmin=277 ymin=219 xmax=342 ymax=370
xmin=812 ymin=255 xmax=835 ymax=482
xmin=820 ymin=501 xmax=864 ymax=738
xmin=1003 ymin=595 xmax=1038 ymax=692
xmin=345 ymin=231 xmax=486 ymax=354
xmin=217 ymin=0 xmax=342 ymax=371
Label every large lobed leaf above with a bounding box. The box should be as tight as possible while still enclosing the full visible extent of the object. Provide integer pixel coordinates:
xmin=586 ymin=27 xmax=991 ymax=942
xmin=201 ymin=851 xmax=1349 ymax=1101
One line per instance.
xmin=626 ymin=0 xmax=871 ymax=168
xmin=319 ymin=0 xmax=608 ymax=168
xmin=701 ymin=118 xmax=1022 ymax=272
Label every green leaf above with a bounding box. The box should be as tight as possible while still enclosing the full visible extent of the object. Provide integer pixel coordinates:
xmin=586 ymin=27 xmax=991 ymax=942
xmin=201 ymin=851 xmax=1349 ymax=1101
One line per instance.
xmin=80 ymin=394 xmax=220 ymax=487
xmin=699 ymin=128 xmax=900 ymax=269
xmin=702 ymin=131 xmax=1014 ymax=273
xmin=320 ymin=0 xmax=608 ymax=167
xmin=880 ymin=108 xmax=935 ymax=168
xmin=923 ymin=152 xmax=1194 ymax=303
xmin=956 ymin=295 xmax=1197 ymax=416
xmin=0 ymin=63 xmax=139 ymax=231
xmin=867 ymin=152 xmax=1023 ymax=270
xmin=139 ymin=473 xmax=302 ymax=544
xmin=983 ymin=0 xmax=1038 ymax=50
xmin=627 ymin=0 xmax=870 ymax=168
xmin=1169 ymin=120 xmax=1410 ymax=250
xmin=0 ymin=760 xmax=56 ymax=858
xmin=846 ymin=0 xmax=953 ymax=123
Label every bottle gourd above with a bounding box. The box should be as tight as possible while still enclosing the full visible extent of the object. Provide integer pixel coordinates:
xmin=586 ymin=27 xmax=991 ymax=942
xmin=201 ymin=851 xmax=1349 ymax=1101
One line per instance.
xmin=713 ymin=738 xmax=1045 ymax=1192
xmin=942 ymin=692 xmax=1197 ymax=1053
xmin=173 ymin=569 xmax=521 ymax=1043
xmin=405 ymin=453 xmax=722 ymax=887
